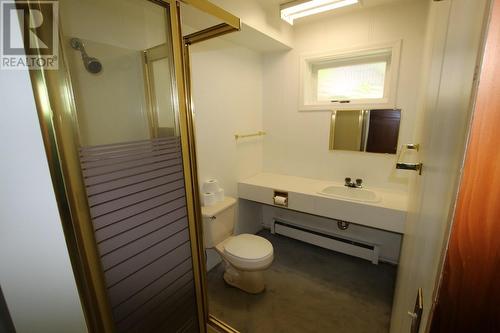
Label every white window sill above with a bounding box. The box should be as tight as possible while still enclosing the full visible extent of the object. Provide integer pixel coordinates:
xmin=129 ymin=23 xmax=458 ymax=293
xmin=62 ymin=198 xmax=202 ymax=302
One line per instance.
xmin=299 ymin=100 xmax=396 ymax=112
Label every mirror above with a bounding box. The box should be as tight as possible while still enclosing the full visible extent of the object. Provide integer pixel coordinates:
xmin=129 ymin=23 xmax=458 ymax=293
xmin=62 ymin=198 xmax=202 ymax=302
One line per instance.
xmin=329 ymin=109 xmax=401 ymax=154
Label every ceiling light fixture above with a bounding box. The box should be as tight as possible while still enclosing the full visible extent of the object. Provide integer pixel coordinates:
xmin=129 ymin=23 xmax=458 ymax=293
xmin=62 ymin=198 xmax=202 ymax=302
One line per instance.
xmin=280 ymin=0 xmax=359 ymax=25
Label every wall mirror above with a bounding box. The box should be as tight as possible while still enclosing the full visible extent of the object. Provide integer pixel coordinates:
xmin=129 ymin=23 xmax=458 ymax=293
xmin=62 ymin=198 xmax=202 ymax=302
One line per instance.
xmin=329 ymin=109 xmax=401 ymax=154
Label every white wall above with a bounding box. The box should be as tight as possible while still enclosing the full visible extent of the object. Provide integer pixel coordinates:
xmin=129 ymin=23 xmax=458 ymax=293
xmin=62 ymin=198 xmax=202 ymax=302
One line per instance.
xmin=0 ymin=21 xmax=87 ymax=333
xmin=60 ymin=0 xmax=171 ymax=147
xmin=191 ymin=38 xmax=264 ymax=199
xmin=262 ymin=1 xmax=429 ymax=191
xmin=210 ymin=0 xmax=294 ymax=48
xmin=65 ymin=38 xmax=150 ymax=146
xmin=190 ymin=38 xmax=265 ymax=269
xmin=61 ymin=0 xmax=166 ymax=51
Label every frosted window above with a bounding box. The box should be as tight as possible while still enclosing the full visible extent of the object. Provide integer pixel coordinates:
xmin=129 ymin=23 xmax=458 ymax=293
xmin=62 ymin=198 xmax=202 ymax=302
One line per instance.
xmin=317 ymin=61 xmax=387 ymax=101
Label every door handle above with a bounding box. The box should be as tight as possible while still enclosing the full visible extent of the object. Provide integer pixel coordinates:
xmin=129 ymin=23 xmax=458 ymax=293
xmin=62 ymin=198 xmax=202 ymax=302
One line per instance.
xmin=407 ymin=311 xmax=418 ymax=319
xmin=409 ymin=288 xmax=424 ymax=333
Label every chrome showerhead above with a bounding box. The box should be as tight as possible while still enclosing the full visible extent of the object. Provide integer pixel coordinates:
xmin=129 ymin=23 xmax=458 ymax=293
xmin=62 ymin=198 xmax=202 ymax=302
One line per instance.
xmin=84 ymin=57 xmax=103 ymax=74
xmin=70 ymin=38 xmax=103 ymax=74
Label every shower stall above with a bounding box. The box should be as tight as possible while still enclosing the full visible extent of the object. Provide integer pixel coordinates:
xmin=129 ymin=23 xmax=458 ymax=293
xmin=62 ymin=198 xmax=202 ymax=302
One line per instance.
xmin=26 ymin=0 xmax=240 ymax=332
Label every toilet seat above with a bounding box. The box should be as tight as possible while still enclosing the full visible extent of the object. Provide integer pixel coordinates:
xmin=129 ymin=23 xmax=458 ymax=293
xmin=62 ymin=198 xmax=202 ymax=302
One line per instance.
xmin=218 ymin=234 xmax=274 ymax=271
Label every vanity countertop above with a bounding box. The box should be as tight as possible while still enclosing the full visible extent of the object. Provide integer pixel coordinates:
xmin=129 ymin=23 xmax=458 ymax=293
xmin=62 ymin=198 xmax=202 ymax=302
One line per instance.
xmin=238 ymin=173 xmax=409 ymax=233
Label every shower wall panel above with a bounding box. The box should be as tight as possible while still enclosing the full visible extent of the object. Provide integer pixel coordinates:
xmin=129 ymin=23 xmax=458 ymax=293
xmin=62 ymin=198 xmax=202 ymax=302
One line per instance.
xmin=79 ymin=137 xmax=198 ymax=332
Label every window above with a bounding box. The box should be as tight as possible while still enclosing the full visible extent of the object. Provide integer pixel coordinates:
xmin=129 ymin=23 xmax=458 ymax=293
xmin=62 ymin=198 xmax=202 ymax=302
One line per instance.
xmin=300 ymin=41 xmax=401 ymax=111
xmin=316 ymin=59 xmax=387 ymax=101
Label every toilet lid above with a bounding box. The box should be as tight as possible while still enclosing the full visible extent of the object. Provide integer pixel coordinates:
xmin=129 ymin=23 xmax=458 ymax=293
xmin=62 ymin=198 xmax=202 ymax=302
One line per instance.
xmin=224 ymin=234 xmax=273 ymax=260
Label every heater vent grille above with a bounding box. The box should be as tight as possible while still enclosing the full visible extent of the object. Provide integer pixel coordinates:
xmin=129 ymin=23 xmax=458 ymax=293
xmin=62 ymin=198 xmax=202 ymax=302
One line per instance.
xmin=272 ymin=219 xmax=380 ymax=264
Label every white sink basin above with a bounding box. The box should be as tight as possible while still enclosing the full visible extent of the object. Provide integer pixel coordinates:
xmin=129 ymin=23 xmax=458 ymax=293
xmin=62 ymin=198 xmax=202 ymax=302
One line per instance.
xmin=319 ymin=185 xmax=381 ymax=203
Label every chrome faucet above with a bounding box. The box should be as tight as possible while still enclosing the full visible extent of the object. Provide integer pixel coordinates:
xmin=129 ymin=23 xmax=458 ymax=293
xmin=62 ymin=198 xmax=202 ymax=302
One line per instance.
xmin=345 ymin=177 xmax=363 ymax=188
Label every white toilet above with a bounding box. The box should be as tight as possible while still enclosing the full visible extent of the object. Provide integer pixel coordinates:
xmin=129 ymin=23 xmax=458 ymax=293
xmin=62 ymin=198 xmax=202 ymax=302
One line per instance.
xmin=202 ymin=196 xmax=273 ymax=294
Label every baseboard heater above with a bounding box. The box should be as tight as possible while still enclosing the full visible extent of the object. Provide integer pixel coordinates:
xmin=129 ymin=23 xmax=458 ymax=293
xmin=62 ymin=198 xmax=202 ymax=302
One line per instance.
xmin=272 ymin=219 xmax=380 ymax=264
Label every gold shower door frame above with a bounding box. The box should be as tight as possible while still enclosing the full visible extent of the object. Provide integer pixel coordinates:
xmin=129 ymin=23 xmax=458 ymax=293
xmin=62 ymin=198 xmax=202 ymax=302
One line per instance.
xmin=22 ymin=0 xmax=240 ymax=332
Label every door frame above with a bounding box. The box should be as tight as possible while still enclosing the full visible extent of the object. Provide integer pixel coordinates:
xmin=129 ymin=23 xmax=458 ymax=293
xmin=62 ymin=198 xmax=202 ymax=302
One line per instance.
xmin=20 ymin=0 xmax=240 ymax=332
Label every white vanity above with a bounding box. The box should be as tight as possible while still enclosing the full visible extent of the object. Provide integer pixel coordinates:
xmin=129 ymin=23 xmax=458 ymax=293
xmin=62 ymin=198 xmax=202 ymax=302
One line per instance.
xmin=238 ymin=173 xmax=408 ymax=264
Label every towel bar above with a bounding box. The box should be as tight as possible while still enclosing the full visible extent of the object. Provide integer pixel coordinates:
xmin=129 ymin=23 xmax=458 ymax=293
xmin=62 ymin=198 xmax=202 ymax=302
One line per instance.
xmin=396 ymin=143 xmax=423 ymax=175
xmin=234 ymin=131 xmax=266 ymax=140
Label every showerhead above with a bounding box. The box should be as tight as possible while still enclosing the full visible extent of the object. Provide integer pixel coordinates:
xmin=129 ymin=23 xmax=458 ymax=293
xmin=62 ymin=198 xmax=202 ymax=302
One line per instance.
xmin=70 ymin=38 xmax=103 ymax=74
xmin=85 ymin=57 xmax=103 ymax=74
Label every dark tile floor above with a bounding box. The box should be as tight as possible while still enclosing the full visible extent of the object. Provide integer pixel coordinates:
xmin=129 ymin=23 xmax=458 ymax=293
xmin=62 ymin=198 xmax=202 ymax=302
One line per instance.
xmin=207 ymin=230 xmax=397 ymax=333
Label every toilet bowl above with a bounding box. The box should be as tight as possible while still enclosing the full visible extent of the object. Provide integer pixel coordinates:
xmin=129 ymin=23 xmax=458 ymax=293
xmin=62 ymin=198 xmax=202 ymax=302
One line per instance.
xmin=202 ymin=197 xmax=274 ymax=294
xmin=215 ymin=234 xmax=273 ymax=293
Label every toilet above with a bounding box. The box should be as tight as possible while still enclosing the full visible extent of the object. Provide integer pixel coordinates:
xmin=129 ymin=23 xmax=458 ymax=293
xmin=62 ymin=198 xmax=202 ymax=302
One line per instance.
xmin=202 ymin=196 xmax=273 ymax=294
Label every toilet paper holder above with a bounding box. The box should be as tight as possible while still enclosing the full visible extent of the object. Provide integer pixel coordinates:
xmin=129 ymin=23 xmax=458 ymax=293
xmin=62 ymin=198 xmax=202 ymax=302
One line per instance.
xmin=273 ymin=190 xmax=288 ymax=207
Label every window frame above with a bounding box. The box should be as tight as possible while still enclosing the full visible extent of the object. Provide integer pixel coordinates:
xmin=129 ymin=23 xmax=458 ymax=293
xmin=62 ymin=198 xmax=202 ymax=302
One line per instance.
xmin=299 ymin=40 xmax=402 ymax=111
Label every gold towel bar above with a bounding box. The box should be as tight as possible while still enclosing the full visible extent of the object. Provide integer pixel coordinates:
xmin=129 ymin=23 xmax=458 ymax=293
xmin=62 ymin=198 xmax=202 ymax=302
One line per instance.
xmin=234 ymin=131 xmax=266 ymax=140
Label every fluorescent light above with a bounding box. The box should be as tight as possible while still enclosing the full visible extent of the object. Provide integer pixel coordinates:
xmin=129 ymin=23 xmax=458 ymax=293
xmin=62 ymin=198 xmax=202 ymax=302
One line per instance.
xmin=280 ymin=0 xmax=359 ymax=25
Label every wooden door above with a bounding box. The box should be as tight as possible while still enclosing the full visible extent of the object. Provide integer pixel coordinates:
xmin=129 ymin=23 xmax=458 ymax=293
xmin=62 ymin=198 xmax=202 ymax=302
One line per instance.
xmin=430 ymin=1 xmax=500 ymax=332
xmin=365 ymin=109 xmax=400 ymax=154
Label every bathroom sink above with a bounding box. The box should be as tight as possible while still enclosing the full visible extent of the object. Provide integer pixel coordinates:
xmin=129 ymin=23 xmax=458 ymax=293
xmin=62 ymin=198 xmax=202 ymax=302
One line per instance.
xmin=318 ymin=185 xmax=381 ymax=203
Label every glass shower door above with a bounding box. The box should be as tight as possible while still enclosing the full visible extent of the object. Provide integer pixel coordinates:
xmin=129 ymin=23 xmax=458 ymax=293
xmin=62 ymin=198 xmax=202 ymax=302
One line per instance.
xmin=60 ymin=0 xmax=198 ymax=331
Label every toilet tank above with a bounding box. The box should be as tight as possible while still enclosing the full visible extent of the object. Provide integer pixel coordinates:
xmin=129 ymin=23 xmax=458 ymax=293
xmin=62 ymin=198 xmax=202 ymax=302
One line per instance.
xmin=201 ymin=196 xmax=237 ymax=248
